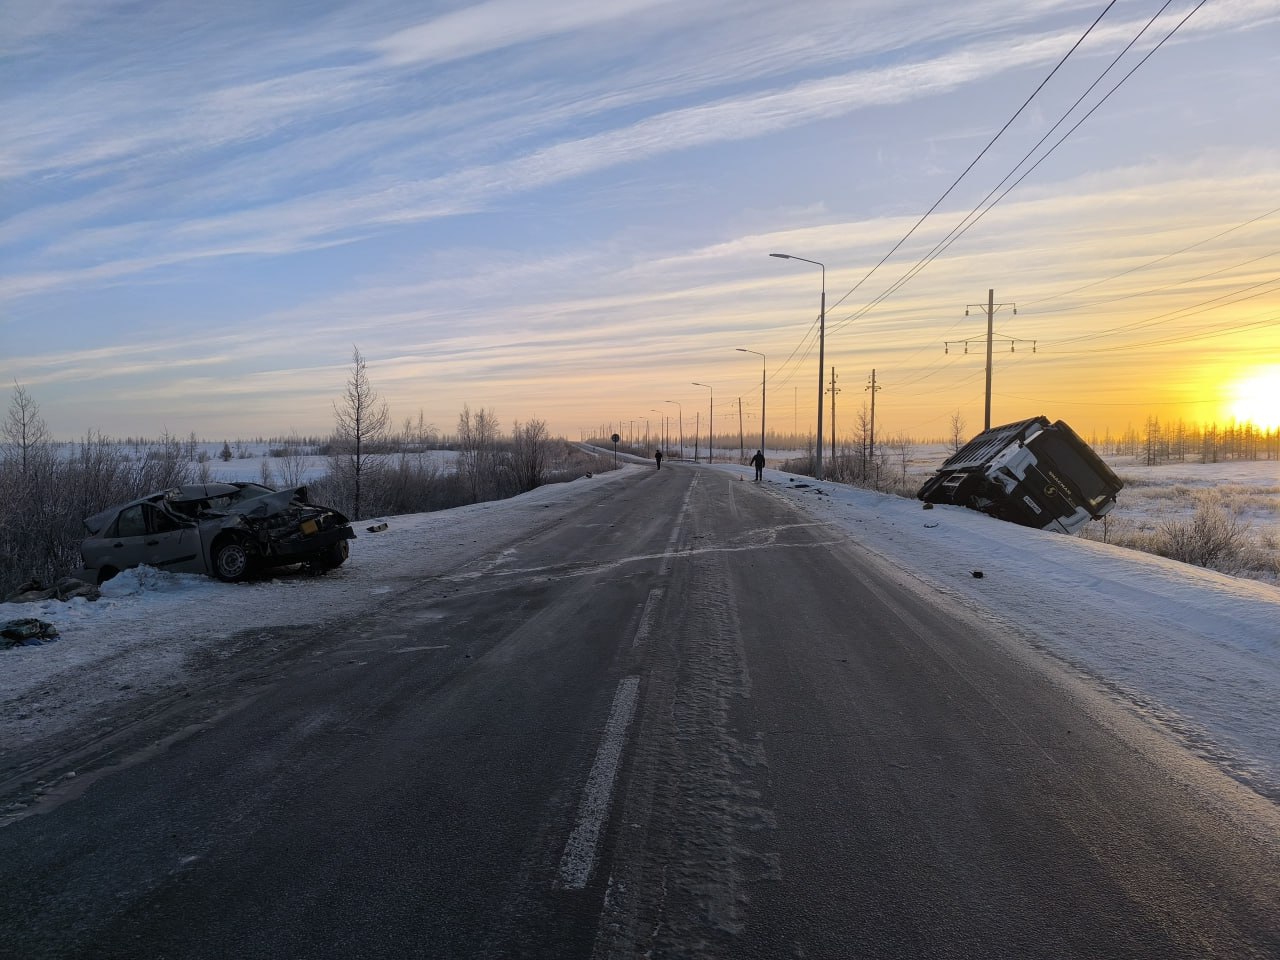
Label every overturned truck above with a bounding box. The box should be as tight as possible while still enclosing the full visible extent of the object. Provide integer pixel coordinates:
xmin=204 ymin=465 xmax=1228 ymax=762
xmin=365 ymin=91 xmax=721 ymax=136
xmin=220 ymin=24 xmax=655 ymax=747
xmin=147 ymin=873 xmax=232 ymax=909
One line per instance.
xmin=917 ymin=416 xmax=1123 ymax=535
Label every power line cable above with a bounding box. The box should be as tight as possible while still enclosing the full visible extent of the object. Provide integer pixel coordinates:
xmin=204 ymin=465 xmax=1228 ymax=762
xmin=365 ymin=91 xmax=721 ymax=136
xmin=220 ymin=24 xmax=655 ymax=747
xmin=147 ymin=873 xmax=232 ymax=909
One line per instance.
xmin=829 ymin=0 xmax=1196 ymax=340
xmin=1023 ymin=204 xmax=1280 ymax=307
xmin=1028 ymin=249 xmax=1280 ymax=317
xmin=1043 ymin=275 xmax=1280 ymax=347
xmin=1050 ymin=313 xmax=1280 ymax=353
xmin=823 ymin=0 xmax=1119 ymax=318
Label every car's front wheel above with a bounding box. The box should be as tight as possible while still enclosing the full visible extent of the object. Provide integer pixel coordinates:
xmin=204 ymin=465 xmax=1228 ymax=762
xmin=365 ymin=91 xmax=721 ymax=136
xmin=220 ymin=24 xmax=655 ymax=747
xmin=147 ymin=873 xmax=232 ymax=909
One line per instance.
xmin=314 ymin=539 xmax=349 ymax=572
xmin=212 ymin=539 xmax=252 ymax=582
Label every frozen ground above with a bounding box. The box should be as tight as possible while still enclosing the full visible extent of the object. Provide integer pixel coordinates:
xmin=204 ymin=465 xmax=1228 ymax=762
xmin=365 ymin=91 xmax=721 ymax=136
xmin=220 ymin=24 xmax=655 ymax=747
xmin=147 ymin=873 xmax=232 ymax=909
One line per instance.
xmin=1104 ymin=457 xmax=1280 ymax=567
xmin=2 ymin=461 xmax=1277 ymax=808
xmin=194 ymin=447 xmax=460 ymax=485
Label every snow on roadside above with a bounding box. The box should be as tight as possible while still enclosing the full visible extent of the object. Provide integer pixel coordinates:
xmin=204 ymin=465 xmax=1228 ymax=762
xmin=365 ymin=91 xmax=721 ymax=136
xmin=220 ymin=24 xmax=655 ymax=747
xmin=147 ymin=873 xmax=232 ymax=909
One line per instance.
xmin=0 ymin=467 xmax=639 ymax=751
xmin=736 ymin=463 xmax=1280 ymax=800
xmin=4 ymin=459 xmax=1279 ymax=804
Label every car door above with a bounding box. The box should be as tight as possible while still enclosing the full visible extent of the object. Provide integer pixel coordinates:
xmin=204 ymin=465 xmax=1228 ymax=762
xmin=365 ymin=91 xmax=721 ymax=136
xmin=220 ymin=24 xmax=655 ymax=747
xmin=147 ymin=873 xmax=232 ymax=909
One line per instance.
xmin=104 ymin=503 xmax=205 ymax=575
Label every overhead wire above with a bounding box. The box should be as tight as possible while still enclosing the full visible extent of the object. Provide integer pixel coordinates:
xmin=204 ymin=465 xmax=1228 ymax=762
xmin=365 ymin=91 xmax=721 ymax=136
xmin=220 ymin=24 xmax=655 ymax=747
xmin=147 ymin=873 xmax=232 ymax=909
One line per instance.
xmin=1023 ymin=204 xmax=1280 ymax=308
xmin=762 ymin=0 xmax=1227 ymax=415
xmin=822 ymin=0 xmax=1120 ymax=318
xmin=1028 ymin=249 xmax=1280 ymax=317
xmin=1042 ymin=275 xmax=1280 ymax=348
xmin=761 ymin=1 xmax=1121 ymax=392
xmin=827 ymin=0 xmax=1199 ymax=342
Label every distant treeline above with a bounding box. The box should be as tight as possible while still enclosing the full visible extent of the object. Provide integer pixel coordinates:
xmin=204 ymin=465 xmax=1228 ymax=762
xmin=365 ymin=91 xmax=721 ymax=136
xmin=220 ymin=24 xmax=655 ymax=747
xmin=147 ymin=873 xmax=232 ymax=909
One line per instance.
xmin=0 ymin=374 xmax=614 ymax=597
xmin=1093 ymin=419 xmax=1280 ymax=465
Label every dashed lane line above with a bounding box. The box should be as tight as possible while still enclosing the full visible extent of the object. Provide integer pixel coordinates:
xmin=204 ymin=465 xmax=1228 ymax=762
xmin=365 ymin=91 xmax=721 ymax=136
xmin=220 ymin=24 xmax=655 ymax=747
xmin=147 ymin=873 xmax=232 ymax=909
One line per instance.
xmin=557 ymin=676 xmax=641 ymax=890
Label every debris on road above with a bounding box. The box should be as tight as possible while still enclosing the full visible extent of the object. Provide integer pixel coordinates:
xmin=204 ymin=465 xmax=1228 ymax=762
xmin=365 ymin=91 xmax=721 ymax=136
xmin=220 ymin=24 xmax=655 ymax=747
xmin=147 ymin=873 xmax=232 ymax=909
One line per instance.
xmin=2 ymin=618 xmax=60 ymax=648
xmin=3 ymin=578 xmax=100 ymax=604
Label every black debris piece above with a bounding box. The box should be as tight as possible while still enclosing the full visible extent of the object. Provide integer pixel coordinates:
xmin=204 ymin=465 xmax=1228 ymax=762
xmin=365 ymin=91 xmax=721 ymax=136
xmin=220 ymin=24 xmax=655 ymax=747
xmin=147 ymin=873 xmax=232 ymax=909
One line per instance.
xmin=2 ymin=618 xmax=60 ymax=648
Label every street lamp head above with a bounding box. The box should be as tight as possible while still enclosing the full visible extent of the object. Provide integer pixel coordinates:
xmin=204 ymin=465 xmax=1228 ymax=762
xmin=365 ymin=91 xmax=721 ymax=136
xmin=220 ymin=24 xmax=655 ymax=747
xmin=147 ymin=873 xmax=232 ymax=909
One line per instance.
xmin=769 ymin=253 xmax=791 ymax=259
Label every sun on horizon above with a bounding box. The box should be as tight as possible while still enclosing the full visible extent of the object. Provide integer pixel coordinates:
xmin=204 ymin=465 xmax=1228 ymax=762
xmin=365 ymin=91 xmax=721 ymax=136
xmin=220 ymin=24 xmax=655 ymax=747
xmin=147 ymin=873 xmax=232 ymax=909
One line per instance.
xmin=1227 ymin=367 xmax=1280 ymax=432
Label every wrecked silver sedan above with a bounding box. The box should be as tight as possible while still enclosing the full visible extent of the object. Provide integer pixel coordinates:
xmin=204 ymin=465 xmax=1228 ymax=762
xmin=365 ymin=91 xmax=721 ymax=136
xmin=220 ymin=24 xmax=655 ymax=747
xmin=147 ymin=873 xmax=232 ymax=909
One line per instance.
xmin=80 ymin=482 xmax=355 ymax=584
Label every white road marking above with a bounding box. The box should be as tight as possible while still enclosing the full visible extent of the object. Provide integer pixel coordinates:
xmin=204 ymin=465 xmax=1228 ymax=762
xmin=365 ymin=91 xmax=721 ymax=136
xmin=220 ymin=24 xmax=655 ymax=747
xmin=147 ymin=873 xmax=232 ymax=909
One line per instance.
xmin=393 ymin=644 xmax=450 ymax=653
xmin=558 ymin=676 xmax=641 ymax=889
xmin=658 ymin=476 xmax=698 ymax=577
xmin=632 ymin=588 xmax=664 ymax=647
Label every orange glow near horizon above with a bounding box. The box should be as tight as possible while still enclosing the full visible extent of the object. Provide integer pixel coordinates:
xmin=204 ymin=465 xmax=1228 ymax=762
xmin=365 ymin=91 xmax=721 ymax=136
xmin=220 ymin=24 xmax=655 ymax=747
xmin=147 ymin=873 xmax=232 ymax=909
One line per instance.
xmin=1228 ymin=366 xmax=1280 ymax=431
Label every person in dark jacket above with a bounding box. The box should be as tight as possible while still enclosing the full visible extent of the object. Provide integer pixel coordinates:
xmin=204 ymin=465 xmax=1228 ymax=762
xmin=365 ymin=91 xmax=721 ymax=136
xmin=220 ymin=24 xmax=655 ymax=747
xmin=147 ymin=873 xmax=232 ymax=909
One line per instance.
xmin=750 ymin=449 xmax=765 ymax=481
xmin=655 ymin=449 xmax=663 ymax=470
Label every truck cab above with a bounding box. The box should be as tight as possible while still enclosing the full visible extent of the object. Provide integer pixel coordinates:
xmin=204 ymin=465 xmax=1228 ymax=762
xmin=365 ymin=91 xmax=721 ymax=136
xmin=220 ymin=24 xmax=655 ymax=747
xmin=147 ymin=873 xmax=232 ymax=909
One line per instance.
xmin=918 ymin=417 xmax=1123 ymax=535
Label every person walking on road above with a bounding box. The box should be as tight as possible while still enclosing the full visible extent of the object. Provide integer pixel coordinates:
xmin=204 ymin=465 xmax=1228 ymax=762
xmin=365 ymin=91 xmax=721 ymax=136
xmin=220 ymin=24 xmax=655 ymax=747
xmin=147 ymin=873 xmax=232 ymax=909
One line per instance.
xmin=750 ymin=449 xmax=766 ymax=481
xmin=655 ymin=449 xmax=663 ymax=470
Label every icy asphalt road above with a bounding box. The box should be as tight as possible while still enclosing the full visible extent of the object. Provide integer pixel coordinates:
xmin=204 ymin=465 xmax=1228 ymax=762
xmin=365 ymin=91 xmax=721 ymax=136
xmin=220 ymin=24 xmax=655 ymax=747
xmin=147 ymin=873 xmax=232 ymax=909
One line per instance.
xmin=1 ymin=464 xmax=1278 ymax=958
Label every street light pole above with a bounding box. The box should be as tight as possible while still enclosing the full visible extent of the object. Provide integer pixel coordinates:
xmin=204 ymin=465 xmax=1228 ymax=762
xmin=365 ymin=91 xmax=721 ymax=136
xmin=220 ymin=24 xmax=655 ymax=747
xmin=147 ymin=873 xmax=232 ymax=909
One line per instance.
xmin=770 ymin=253 xmax=825 ymax=480
xmin=691 ymin=382 xmax=713 ymax=462
xmin=651 ymin=409 xmax=665 ymax=454
xmin=665 ymin=400 xmax=683 ymax=459
xmin=736 ymin=347 xmax=766 ymax=454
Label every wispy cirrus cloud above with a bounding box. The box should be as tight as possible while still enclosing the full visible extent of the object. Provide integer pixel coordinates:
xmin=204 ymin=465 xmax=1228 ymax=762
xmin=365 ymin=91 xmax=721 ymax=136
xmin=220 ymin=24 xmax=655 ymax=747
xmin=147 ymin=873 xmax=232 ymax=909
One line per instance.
xmin=1 ymin=11 xmax=1143 ymax=300
xmin=4 ymin=0 xmax=1277 ymax=437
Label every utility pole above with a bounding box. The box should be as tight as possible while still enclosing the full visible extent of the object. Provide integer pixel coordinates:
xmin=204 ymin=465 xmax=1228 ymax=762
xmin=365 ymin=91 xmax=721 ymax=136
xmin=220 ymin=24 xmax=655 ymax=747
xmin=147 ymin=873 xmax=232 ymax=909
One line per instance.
xmin=738 ymin=397 xmax=745 ymax=461
xmin=947 ymin=289 xmax=1030 ymax=430
xmin=694 ymin=412 xmax=700 ymax=462
xmin=867 ymin=369 xmax=881 ymax=460
xmin=692 ymin=381 xmax=714 ymax=463
xmin=827 ymin=367 xmax=840 ymax=458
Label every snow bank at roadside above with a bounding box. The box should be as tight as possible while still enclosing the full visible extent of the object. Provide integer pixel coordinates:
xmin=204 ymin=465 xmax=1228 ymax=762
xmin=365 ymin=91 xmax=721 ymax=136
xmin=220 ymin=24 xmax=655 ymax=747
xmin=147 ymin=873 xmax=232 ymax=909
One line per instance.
xmin=4 ymin=459 xmax=1278 ymax=802
xmin=0 ymin=468 xmax=641 ymax=748
xmin=734 ymin=462 xmax=1280 ymax=799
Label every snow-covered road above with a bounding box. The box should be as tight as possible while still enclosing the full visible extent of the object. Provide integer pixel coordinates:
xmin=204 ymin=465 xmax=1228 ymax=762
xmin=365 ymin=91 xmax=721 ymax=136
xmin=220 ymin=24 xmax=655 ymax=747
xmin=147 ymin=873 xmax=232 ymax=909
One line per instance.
xmin=3 ymin=462 xmax=1278 ymax=802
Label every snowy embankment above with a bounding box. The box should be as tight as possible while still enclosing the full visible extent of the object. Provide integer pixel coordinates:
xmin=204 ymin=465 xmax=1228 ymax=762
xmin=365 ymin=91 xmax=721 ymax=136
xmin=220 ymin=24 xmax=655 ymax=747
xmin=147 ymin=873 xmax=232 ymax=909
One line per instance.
xmin=3 ymin=462 xmax=1278 ymax=803
xmin=740 ymin=462 xmax=1280 ymax=802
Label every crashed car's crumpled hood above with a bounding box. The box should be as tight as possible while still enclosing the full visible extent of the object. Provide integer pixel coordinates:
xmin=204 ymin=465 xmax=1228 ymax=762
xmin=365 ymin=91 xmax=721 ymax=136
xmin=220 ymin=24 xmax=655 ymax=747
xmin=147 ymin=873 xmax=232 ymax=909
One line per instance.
xmin=169 ymin=483 xmax=242 ymax=502
xmin=168 ymin=483 xmax=307 ymax=518
xmin=225 ymin=487 xmax=302 ymax=518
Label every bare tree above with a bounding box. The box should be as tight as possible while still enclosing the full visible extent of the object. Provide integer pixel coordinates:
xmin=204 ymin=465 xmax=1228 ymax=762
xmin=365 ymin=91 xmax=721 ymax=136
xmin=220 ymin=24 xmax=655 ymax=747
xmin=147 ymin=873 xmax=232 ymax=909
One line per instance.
xmin=949 ymin=410 xmax=968 ymax=454
xmin=3 ymin=381 xmax=52 ymax=477
xmin=888 ymin=433 xmax=914 ymax=490
xmin=276 ymin=431 xmax=309 ymax=489
xmin=332 ymin=346 xmax=390 ymax=520
xmin=511 ymin=419 xmax=549 ymax=492
xmin=456 ymin=405 xmax=502 ymax=503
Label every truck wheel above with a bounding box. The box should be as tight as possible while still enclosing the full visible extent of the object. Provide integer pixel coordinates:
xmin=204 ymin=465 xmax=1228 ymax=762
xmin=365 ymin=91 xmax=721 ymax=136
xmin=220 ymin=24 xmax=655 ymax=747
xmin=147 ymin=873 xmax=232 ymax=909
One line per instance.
xmin=213 ymin=539 xmax=252 ymax=582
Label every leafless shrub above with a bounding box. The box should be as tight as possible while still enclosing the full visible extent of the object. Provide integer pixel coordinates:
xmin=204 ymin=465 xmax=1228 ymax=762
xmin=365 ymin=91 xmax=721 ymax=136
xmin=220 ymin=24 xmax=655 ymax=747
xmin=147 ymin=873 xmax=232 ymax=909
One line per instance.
xmin=511 ymin=419 xmax=549 ymax=492
xmin=456 ymin=405 xmax=503 ymax=503
xmin=0 ymin=384 xmax=195 ymax=593
xmin=1155 ymin=499 xmax=1251 ymax=571
xmin=275 ymin=433 xmax=309 ymax=489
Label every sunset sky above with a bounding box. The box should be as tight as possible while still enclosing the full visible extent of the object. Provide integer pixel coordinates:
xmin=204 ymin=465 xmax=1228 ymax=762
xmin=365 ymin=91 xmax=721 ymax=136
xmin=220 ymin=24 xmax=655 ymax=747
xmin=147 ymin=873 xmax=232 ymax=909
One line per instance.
xmin=3 ymin=0 xmax=1279 ymax=444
